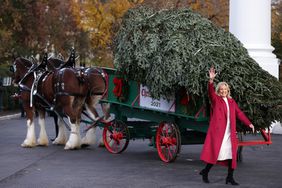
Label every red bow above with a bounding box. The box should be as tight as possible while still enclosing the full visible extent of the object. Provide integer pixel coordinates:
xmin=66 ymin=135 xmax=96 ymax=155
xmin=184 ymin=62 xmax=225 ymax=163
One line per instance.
xmin=113 ymin=77 xmax=123 ymax=97
xmin=180 ymin=95 xmax=190 ymax=105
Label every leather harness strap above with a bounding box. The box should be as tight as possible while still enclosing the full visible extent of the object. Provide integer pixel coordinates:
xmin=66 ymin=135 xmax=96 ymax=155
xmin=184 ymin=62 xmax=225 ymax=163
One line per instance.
xmin=84 ymin=67 xmax=108 ymax=96
xmin=54 ymin=68 xmax=87 ymax=97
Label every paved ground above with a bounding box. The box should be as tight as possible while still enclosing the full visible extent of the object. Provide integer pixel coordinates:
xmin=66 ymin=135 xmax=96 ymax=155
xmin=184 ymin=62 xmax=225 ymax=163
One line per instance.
xmin=0 ymin=110 xmax=21 ymax=121
xmin=0 ymin=115 xmax=282 ymax=188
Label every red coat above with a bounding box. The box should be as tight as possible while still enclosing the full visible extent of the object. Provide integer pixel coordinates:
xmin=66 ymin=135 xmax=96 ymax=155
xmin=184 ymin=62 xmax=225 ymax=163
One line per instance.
xmin=200 ymin=82 xmax=251 ymax=169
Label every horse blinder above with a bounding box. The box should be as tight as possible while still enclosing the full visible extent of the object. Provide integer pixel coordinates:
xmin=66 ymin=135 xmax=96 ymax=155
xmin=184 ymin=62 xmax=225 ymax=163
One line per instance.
xmin=10 ymin=65 xmax=15 ymax=73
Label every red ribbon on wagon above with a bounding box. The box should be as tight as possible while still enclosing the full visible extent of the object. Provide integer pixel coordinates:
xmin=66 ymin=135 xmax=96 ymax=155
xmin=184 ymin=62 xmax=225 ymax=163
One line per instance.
xmin=113 ymin=77 xmax=123 ymax=97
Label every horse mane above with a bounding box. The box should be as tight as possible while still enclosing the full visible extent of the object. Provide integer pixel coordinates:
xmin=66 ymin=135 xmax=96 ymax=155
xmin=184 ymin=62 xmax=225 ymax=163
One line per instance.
xmin=17 ymin=57 xmax=33 ymax=68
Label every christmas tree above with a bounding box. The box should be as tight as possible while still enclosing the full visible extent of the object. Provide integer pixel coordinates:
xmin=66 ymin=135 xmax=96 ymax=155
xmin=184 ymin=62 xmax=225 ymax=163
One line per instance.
xmin=113 ymin=6 xmax=282 ymax=130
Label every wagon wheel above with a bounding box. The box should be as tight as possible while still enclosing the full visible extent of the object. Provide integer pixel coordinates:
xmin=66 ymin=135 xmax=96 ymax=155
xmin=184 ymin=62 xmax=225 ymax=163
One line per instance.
xmin=103 ymin=120 xmax=130 ymax=154
xmin=156 ymin=122 xmax=181 ymax=163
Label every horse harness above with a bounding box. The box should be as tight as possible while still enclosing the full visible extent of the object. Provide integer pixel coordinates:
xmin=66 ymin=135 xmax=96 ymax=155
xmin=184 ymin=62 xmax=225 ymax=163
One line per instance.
xmin=18 ymin=64 xmax=86 ymax=108
xmin=54 ymin=68 xmax=87 ymax=98
xmin=83 ymin=67 xmax=108 ymax=97
xmin=47 ymin=57 xmax=108 ymax=97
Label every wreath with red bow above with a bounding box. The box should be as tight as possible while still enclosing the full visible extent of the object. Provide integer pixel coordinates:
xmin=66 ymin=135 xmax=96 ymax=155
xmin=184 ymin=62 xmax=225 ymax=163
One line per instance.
xmin=113 ymin=77 xmax=129 ymax=102
xmin=179 ymin=88 xmax=190 ymax=106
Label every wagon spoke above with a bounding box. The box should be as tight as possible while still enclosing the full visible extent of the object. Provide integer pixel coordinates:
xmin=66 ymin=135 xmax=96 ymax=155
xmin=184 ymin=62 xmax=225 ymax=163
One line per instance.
xmin=113 ymin=141 xmax=119 ymax=150
xmin=166 ymin=145 xmax=173 ymax=160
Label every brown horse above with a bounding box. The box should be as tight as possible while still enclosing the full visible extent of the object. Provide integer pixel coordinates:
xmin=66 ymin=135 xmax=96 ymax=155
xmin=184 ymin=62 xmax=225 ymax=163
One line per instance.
xmin=11 ymin=54 xmax=90 ymax=149
xmin=47 ymin=56 xmax=110 ymax=146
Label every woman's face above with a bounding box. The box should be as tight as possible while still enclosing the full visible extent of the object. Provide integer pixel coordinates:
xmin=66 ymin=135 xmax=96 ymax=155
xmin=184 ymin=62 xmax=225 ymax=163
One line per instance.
xmin=218 ymin=84 xmax=228 ymax=97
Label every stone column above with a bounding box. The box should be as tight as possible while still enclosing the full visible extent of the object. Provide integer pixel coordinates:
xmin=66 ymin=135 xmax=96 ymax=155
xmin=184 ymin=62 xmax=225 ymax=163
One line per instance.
xmin=229 ymin=0 xmax=279 ymax=78
xmin=229 ymin=0 xmax=282 ymax=134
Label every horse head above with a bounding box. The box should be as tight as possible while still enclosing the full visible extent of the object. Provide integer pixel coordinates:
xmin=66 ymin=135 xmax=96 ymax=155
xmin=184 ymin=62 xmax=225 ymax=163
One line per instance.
xmin=11 ymin=57 xmax=34 ymax=84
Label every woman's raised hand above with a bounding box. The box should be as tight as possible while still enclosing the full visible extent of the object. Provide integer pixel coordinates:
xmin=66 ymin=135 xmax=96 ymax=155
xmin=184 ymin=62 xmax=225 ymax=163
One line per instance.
xmin=249 ymin=124 xmax=255 ymax=133
xmin=209 ymin=66 xmax=217 ymax=81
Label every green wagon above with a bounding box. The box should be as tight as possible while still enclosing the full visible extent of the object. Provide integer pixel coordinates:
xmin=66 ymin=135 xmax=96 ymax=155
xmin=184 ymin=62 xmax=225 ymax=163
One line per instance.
xmin=98 ymin=68 xmax=272 ymax=163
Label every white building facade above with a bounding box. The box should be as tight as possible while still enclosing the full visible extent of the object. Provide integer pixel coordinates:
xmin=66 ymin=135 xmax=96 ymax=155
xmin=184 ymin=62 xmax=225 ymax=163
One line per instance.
xmin=229 ymin=0 xmax=282 ymax=134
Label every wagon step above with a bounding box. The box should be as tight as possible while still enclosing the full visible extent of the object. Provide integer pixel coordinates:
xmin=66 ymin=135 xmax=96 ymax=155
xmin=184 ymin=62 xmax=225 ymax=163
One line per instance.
xmin=238 ymin=140 xmax=272 ymax=146
xmin=238 ymin=129 xmax=272 ymax=146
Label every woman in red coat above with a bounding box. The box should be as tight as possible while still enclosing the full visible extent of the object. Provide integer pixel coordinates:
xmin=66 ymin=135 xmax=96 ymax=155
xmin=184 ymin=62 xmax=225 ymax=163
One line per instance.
xmin=199 ymin=67 xmax=255 ymax=185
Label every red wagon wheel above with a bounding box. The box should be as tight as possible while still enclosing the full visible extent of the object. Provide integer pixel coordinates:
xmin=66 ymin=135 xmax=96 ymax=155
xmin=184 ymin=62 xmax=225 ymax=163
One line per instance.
xmin=103 ymin=120 xmax=130 ymax=154
xmin=156 ymin=122 xmax=181 ymax=163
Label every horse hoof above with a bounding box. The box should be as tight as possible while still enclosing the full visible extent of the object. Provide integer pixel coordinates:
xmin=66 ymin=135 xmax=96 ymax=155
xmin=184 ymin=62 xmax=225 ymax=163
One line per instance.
xmin=37 ymin=144 xmax=48 ymax=147
xmin=37 ymin=140 xmax=49 ymax=146
xmin=81 ymin=144 xmax=90 ymax=148
xmin=52 ymin=139 xmax=66 ymax=145
xmin=21 ymin=143 xmax=36 ymax=148
xmin=52 ymin=141 xmax=58 ymax=145
xmin=52 ymin=140 xmax=58 ymax=145
xmin=64 ymin=143 xmax=81 ymax=150
xmin=64 ymin=145 xmax=81 ymax=150
xmin=64 ymin=144 xmax=71 ymax=150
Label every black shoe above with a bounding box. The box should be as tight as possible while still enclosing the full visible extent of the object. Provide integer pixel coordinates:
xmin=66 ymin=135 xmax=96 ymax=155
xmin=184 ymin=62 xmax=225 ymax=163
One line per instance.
xmin=199 ymin=169 xmax=209 ymax=183
xmin=226 ymin=176 xmax=239 ymax=186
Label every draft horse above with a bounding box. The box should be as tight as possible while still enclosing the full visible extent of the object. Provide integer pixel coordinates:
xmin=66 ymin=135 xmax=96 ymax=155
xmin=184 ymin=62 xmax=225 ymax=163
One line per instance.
xmin=11 ymin=54 xmax=89 ymax=149
xmin=47 ymin=56 xmax=110 ymax=146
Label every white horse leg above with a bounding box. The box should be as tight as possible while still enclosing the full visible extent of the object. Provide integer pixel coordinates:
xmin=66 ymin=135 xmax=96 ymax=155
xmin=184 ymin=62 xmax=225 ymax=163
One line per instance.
xmin=85 ymin=102 xmax=100 ymax=121
xmin=81 ymin=104 xmax=98 ymax=146
xmin=98 ymin=102 xmax=112 ymax=147
xmin=21 ymin=119 xmax=36 ymax=147
xmin=52 ymin=118 xmax=67 ymax=145
xmin=37 ymin=116 xmax=49 ymax=146
xmin=98 ymin=136 xmax=105 ymax=147
xmin=102 ymin=103 xmax=111 ymax=121
xmin=92 ymin=95 xmax=102 ymax=107
xmin=82 ymin=127 xmax=97 ymax=146
xmin=64 ymin=118 xmax=81 ymax=150
xmin=92 ymin=95 xmax=110 ymax=147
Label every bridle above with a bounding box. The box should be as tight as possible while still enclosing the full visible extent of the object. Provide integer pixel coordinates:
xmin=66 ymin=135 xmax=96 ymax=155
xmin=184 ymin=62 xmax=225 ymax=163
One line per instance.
xmin=15 ymin=61 xmax=37 ymax=86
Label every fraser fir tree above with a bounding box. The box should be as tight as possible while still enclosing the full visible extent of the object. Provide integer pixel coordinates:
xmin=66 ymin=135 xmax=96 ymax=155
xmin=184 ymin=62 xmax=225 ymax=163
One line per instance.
xmin=113 ymin=6 xmax=282 ymax=130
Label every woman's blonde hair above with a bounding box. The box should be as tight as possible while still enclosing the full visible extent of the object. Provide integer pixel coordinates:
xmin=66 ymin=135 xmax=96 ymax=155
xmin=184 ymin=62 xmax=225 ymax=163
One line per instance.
xmin=215 ymin=82 xmax=231 ymax=98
